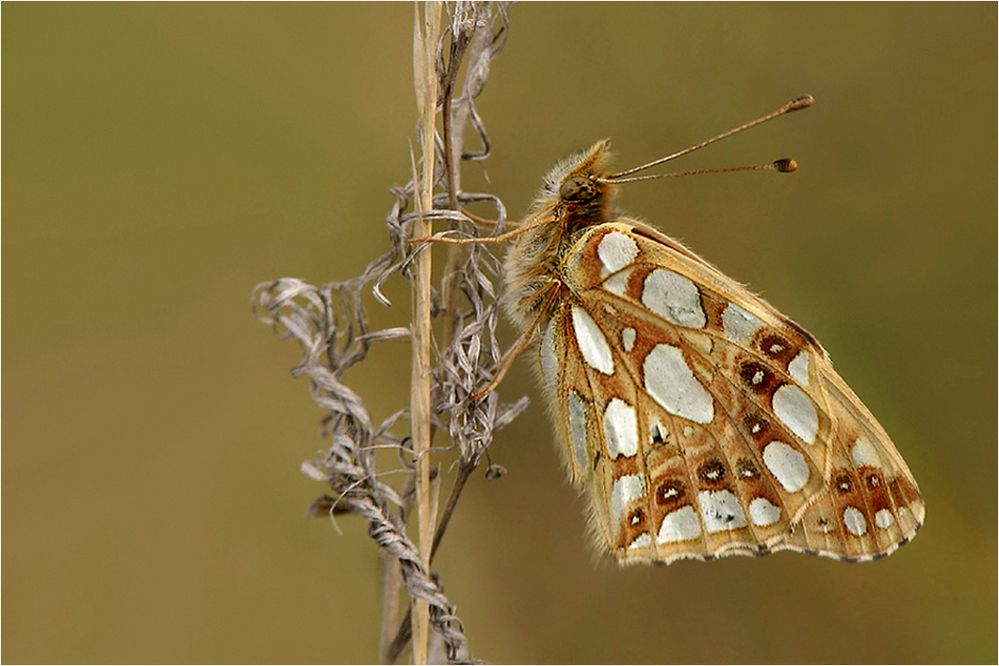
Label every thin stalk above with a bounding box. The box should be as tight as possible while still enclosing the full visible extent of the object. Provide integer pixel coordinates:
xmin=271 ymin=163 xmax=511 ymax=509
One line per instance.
xmin=410 ymin=3 xmax=442 ymax=664
xmin=378 ymin=468 xmax=416 ymax=663
xmin=439 ymin=26 xmax=469 ymax=348
xmin=385 ymin=460 xmax=477 ymax=665
xmin=378 ymin=551 xmax=404 ymax=663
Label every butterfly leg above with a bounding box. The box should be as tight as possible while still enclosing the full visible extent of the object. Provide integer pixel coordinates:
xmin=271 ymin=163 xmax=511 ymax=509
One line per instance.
xmin=470 ymin=285 xmax=558 ymax=402
xmin=470 ymin=322 xmax=537 ymax=402
xmin=459 ymin=208 xmax=521 ymax=228
xmin=409 ymin=213 xmax=555 ymax=245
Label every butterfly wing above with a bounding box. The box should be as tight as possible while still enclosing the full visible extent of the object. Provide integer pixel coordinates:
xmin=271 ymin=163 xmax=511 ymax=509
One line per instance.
xmin=538 ymin=220 xmax=923 ymax=564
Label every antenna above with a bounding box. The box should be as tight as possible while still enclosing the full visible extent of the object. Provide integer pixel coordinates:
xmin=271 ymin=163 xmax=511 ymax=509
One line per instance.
xmin=601 ymin=95 xmax=813 ymax=182
xmin=605 ymin=158 xmax=798 ymax=184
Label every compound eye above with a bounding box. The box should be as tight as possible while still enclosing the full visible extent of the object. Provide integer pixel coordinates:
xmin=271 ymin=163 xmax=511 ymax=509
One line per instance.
xmin=559 ymin=175 xmax=598 ymax=202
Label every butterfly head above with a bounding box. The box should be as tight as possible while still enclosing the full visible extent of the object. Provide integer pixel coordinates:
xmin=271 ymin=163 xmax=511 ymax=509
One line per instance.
xmin=537 ymin=139 xmax=619 ymax=226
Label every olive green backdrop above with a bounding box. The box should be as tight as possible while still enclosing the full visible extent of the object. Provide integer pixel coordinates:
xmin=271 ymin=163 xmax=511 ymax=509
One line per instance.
xmin=3 ymin=3 xmax=996 ymax=664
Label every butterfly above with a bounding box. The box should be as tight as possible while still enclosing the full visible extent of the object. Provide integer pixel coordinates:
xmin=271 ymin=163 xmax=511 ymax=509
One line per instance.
xmin=491 ymin=96 xmax=924 ymax=565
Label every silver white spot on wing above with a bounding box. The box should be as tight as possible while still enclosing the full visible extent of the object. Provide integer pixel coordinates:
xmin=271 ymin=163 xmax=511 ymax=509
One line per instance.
xmin=762 ymin=440 xmax=810 ymax=492
xmin=568 ymin=391 xmax=589 ymax=472
xmin=643 ymin=344 xmax=714 ymax=424
xmin=875 ymin=509 xmax=894 ymax=529
xmin=748 ymin=497 xmax=781 ymax=527
xmin=649 ymin=417 xmax=667 ymax=444
xmin=843 ymin=506 xmax=868 ymax=536
xmin=721 ymin=303 xmax=762 ymax=343
xmin=697 ymin=490 xmax=748 ymax=533
xmin=628 ymin=533 xmax=652 ymax=550
xmin=703 ymin=466 xmax=723 ymax=482
xmin=602 ymin=268 xmax=631 ymax=296
xmin=641 ymin=269 xmax=706 ymax=328
xmin=596 ymin=230 xmax=639 ymax=275
xmin=851 ymin=437 xmax=881 ymax=468
xmin=788 ymin=350 xmax=810 ymax=386
xmin=621 ymin=327 xmax=636 ymax=352
xmin=611 ymin=474 xmax=645 ymax=524
xmin=657 ymin=505 xmax=702 ymax=543
xmin=571 ymin=305 xmax=614 ymax=375
xmin=540 ymin=317 xmax=558 ymax=384
xmin=603 ymin=398 xmax=638 ymax=459
xmin=772 ymin=384 xmax=819 ymax=444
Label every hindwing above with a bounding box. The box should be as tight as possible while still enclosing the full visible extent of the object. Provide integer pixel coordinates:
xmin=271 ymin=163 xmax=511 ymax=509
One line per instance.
xmin=539 ymin=220 xmax=924 ymax=564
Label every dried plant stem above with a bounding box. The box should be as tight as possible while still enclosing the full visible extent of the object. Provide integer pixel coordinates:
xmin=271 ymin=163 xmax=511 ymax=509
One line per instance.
xmin=378 ymin=468 xmax=414 ymax=664
xmin=438 ymin=22 xmax=467 ymax=349
xmin=255 ymin=4 xmax=516 ymax=663
xmin=411 ymin=3 xmax=443 ymax=664
xmin=385 ymin=456 xmax=475 ymax=664
xmin=378 ymin=550 xmax=403 ymax=663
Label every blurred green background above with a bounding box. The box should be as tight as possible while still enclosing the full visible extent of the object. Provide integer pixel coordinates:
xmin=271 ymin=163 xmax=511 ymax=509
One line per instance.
xmin=3 ymin=3 xmax=996 ymax=664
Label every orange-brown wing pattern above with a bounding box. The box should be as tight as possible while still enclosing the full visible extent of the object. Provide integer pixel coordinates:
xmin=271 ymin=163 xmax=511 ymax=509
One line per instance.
xmin=536 ymin=220 xmax=923 ymax=564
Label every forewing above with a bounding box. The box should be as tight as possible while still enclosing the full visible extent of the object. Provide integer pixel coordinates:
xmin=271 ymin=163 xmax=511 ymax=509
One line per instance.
xmin=540 ymin=220 xmax=923 ymax=564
